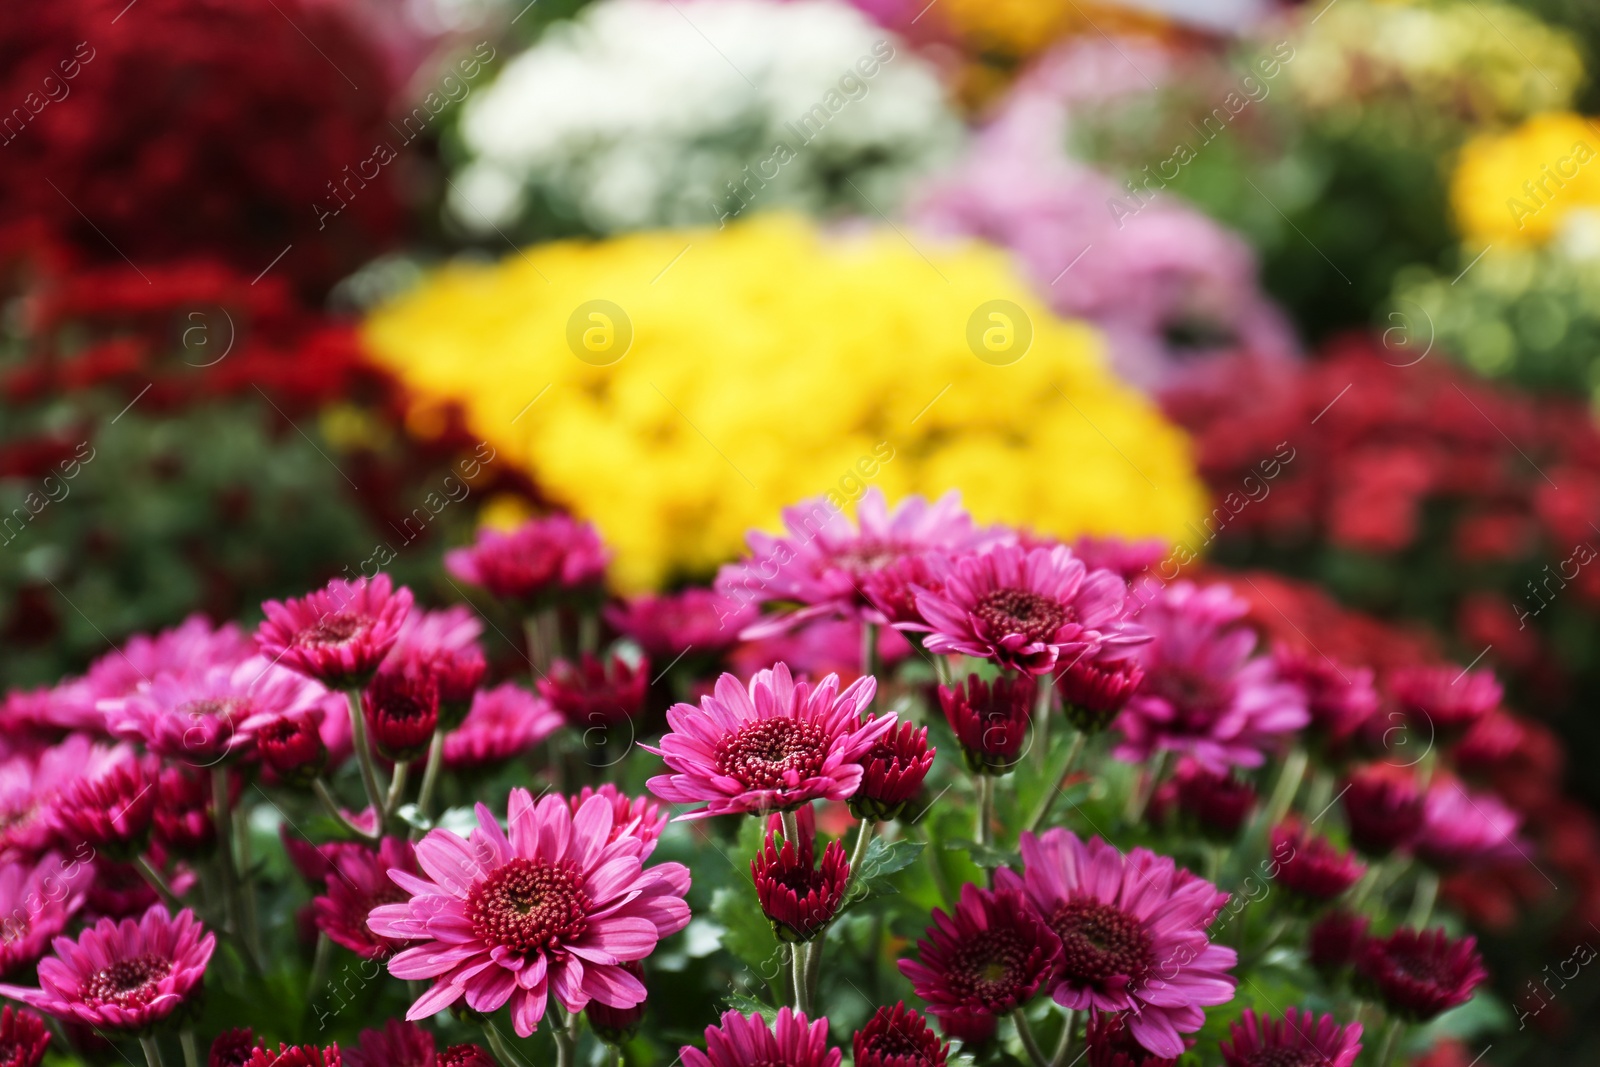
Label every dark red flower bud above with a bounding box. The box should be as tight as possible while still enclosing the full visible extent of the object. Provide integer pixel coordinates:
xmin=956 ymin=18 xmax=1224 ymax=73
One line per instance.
xmin=538 ymin=652 xmax=648 ymax=729
xmin=51 ymin=755 xmax=158 ymax=861
xmin=438 ymin=1046 xmax=497 ymax=1067
xmin=935 ymin=1009 xmax=996 ymax=1048
xmin=861 ymin=554 xmax=944 ymax=627
xmin=854 ymin=1002 xmax=948 ymax=1067
xmin=850 ymin=719 xmax=934 ymax=821
xmin=1341 ymin=766 xmax=1424 ymax=858
xmin=1355 ymin=928 xmax=1487 ymax=1022
xmin=256 ymin=711 xmax=328 ymax=786
xmin=1056 ymin=655 xmax=1143 ymax=733
xmin=243 ymin=1044 xmax=342 ymax=1067
xmin=394 ymin=645 xmax=486 ymax=729
xmin=585 ymin=960 xmax=646 ymax=1044
xmin=938 ymin=674 xmax=1031 ymax=775
xmin=152 ymin=766 xmax=225 ymax=858
xmin=363 ymin=665 xmax=439 ymax=762
xmin=210 ymin=1029 xmax=258 ymax=1067
xmin=1308 ymin=909 xmax=1370 ymax=980
xmin=0 ymin=1005 xmax=50 ymax=1067
xmin=1387 ymin=665 xmax=1500 ymax=741
xmin=751 ymin=822 xmax=849 ymax=942
xmin=1171 ymin=761 xmax=1256 ymax=840
xmin=1270 ymin=824 xmax=1366 ymax=906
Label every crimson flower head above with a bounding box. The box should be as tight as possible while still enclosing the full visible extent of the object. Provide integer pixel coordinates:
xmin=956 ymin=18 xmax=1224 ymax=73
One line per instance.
xmin=538 ymin=652 xmax=649 ymax=729
xmin=243 ymin=1044 xmax=342 ymax=1067
xmin=569 ymin=784 xmax=667 ymax=854
xmin=938 ymin=673 xmax=1032 ymax=775
xmin=586 ymin=960 xmax=647 ymax=1044
xmin=1270 ymin=824 xmax=1366 ymax=906
xmin=860 ymin=552 xmax=947 ymax=628
xmin=850 ymin=719 xmax=934 ymax=820
xmin=152 ymin=766 xmax=225 ymax=858
xmin=1056 ymin=653 xmax=1144 ymax=733
xmin=1220 ymin=1008 xmax=1362 ymax=1067
xmin=1308 ymin=910 xmax=1370 ymax=979
xmin=854 ymin=1002 xmax=947 ymax=1067
xmin=311 ymin=838 xmax=418 ymax=959
xmin=1387 ymin=664 xmax=1501 ymax=740
xmin=1340 ymin=766 xmax=1424 ymax=858
xmin=362 ymin=665 xmax=439 ymax=762
xmin=1272 ymin=645 xmax=1378 ymax=746
xmin=1084 ymin=1011 xmax=1179 ymax=1067
xmin=50 ymin=754 xmax=158 ymax=860
xmin=445 ymin=514 xmax=609 ymax=604
xmin=1356 ymin=927 xmax=1487 ymax=1021
xmin=0 ymin=1007 xmax=49 ymax=1067
xmin=210 ymin=1029 xmax=257 ymax=1067
xmin=605 ymin=588 xmax=756 ymax=660
xmin=0 ymin=905 xmax=215 ymax=1032
xmin=682 ymin=1008 xmax=840 ymax=1067
xmin=345 ymin=1019 xmax=488 ymax=1067
xmin=936 ymin=1010 xmax=996 ymax=1048
xmin=1168 ymin=760 xmax=1257 ymax=840
xmin=644 ymin=664 xmax=891 ymax=819
xmin=909 ymin=544 xmax=1145 ymax=675
xmin=752 ymin=816 xmax=849 ymax=942
xmin=257 ymin=575 xmax=414 ymax=688
xmin=898 ymin=882 xmax=1061 ymax=1018
xmin=255 ymin=711 xmax=329 ymax=786
xmin=386 ymin=606 xmax=487 ymax=726
xmin=439 ymin=1047 xmax=496 ymax=1067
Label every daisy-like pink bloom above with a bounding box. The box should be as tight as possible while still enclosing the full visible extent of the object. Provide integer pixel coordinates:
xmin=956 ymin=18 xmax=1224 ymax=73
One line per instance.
xmin=1114 ymin=581 xmax=1308 ymax=771
xmin=1056 ymin=653 xmax=1144 ymax=733
xmin=152 ymin=768 xmax=230 ymax=858
xmin=344 ymin=1019 xmax=494 ymax=1067
xmin=50 ymin=754 xmax=159 ymax=860
xmin=1269 ymin=824 xmax=1366 ymax=906
xmin=0 ymin=904 xmax=214 ymax=1032
xmin=255 ymin=711 xmax=329 ymax=786
xmin=0 ymin=1006 xmax=49 ymax=1067
xmin=383 ymin=606 xmax=487 ymax=725
xmin=0 ymin=852 xmax=94 ymax=978
xmin=256 ymin=575 xmax=414 ymax=688
xmin=681 ymin=1008 xmax=840 ymax=1067
xmin=995 ymin=829 xmax=1238 ymax=1059
xmin=643 ymin=664 xmax=892 ymax=819
xmin=443 ymin=683 xmax=563 ymax=770
xmin=854 ymin=1002 xmax=948 ymax=1067
xmin=1340 ymin=765 xmax=1424 ymax=858
xmin=1308 ymin=910 xmax=1370 ymax=979
xmin=1415 ymin=780 xmax=1524 ymax=870
xmin=105 ymin=656 xmax=333 ymax=764
xmin=242 ymin=1044 xmax=343 ymax=1067
xmin=362 ymin=664 xmax=439 ymax=762
xmin=718 ymin=489 xmax=1001 ymax=637
xmin=0 ymin=736 xmax=128 ymax=861
xmin=898 ymin=882 xmax=1061 ymax=1018
xmin=445 ymin=515 xmax=610 ymax=604
xmin=538 ymin=653 xmax=649 ymax=729
xmin=1071 ymin=536 xmax=1169 ymax=583
xmin=604 ymin=588 xmax=756 ymax=660
xmin=1271 ymin=645 xmax=1378 ymax=746
xmin=1157 ymin=760 xmax=1256 ymax=841
xmin=1220 ymin=1008 xmax=1362 ymax=1067
xmin=909 ymin=543 xmax=1144 ymax=675
xmin=369 ymin=788 xmax=691 ymax=1037
xmin=567 ymin=785 xmax=667 ymax=854
xmin=1355 ymin=928 xmax=1487 ymax=1021
xmin=312 ymin=838 xmax=419 ymax=959
xmin=1388 ymin=664 xmax=1501 ymax=740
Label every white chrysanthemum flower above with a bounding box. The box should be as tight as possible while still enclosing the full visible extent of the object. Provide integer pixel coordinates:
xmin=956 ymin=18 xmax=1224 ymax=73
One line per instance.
xmin=451 ymin=0 xmax=961 ymax=233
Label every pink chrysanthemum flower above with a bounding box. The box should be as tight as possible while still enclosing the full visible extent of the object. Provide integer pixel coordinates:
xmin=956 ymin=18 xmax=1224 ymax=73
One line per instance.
xmin=1269 ymin=825 xmax=1366 ymax=906
xmin=443 ymin=683 xmax=563 ymax=770
xmin=242 ymin=1044 xmax=343 ymax=1067
xmin=1220 ymin=1008 xmax=1362 ymax=1067
xmin=313 ymin=838 xmax=419 ymax=960
xmin=643 ymin=664 xmax=891 ymax=819
xmin=0 ymin=852 xmax=94 ymax=978
xmin=256 ymin=575 xmax=414 ymax=688
xmin=850 ymin=720 xmax=934 ymax=821
xmin=682 ymin=1008 xmax=841 ymax=1067
xmin=1155 ymin=760 xmax=1256 ymax=841
xmin=0 ymin=1005 xmax=49 ymax=1067
xmin=995 ymin=829 xmax=1237 ymax=1059
xmin=718 ymin=489 xmax=1000 ymax=637
xmin=854 ymin=1002 xmax=948 ymax=1067
xmin=1115 ymin=581 xmax=1308 ymax=771
xmin=604 ymin=588 xmax=756 ymax=660
xmin=568 ymin=785 xmax=666 ymax=854
xmin=538 ymin=653 xmax=649 ymax=729
xmin=1415 ymin=780 xmax=1524 ymax=870
xmin=383 ymin=606 xmax=487 ymax=725
xmin=1355 ymin=928 xmax=1487 ymax=1022
xmin=369 ymin=789 xmax=691 ymax=1037
xmin=255 ymin=711 xmax=329 ymax=786
xmin=0 ymin=737 xmax=128 ymax=861
xmin=344 ymin=1019 xmax=492 ymax=1067
xmin=909 ymin=544 xmax=1144 ymax=675
xmin=898 ymin=882 xmax=1061 ymax=1018
xmin=0 ymin=904 xmax=214 ymax=1032
xmin=1388 ymin=664 xmax=1501 ymax=740
xmin=445 ymin=515 xmax=609 ymax=604
xmin=1271 ymin=645 xmax=1378 ymax=746
xmin=1340 ymin=765 xmax=1424 ymax=858
xmin=50 ymin=754 xmax=159 ymax=860
xmin=105 ymin=655 xmax=334 ymax=765
xmin=752 ymin=818 xmax=849 ymax=943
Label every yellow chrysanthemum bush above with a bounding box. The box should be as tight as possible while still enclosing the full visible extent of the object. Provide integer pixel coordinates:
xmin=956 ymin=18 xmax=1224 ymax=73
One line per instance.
xmin=1451 ymin=112 xmax=1600 ymax=247
xmin=363 ymin=215 xmax=1207 ymax=590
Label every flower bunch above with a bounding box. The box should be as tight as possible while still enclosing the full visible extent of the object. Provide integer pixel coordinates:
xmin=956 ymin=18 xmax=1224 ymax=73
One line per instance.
xmin=362 ymin=213 xmax=1208 ymax=590
xmin=449 ymin=0 xmax=961 ymax=237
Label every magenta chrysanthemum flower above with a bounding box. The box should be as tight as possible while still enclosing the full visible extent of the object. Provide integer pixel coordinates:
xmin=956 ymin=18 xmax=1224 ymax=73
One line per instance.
xmin=0 ymin=736 xmax=127 ymax=861
xmin=209 ymin=1027 xmax=257 ymax=1067
xmin=604 ymin=588 xmax=756 ymax=660
xmin=0 ymin=1006 xmax=49 ymax=1067
xmin=152 ymin=767 xmax=228 ymax=858
xmin=443 ymin=683 xmax=563 ymax=770
xmin=1084 ymin=1011 xmax=1180 ymax=1067
xmin=0 ymin=904 xmax=214 ymax=1032
xmin=384 ymin=606 xmax=487 ymax=725
xmin=568 ymin=785 xmax=667 ymax=854
xmin=0 ymin=852 xmax=94 ymax=978
xmin=369 ymin=788 xmax=691 ymax=1037
xmin=1158 ymin=760 xmax=1256 ymax=840
xmin=910 ymin=544 xmax=1143 ymax=674
xmin=256 ymin=575 xmax=414 ymax=688
xmin=995 ymin=829 xmax=1237 ymax=1059
xmin=1355 ymin=928 xmax=1487 ymax=1021
xmin=1271 ymin=645 xmax=1378 ymax=745
xmin=538 ymin=653 xmax=649 ymax=729
xmin=1220 ymin=1008 xmax=1362 ymax=1067
xmin=1056 ymin=653 xmax=1144 ymax=733
xmin=717 ymin=489 xmax=999 ymax=638
xmin=313 ymin=838 xmax=418 ymax=959
xmin=643 ymin=664 xmax=891 ymax=819
xmin=1308 ymin=910 xmax=1370 ymax=978
xmin=344 ymin=1019 xmax=490 ymax=1067
xmin=255 ymin=711 xmax=329 ymax=786
xmin=1115 ymin=581 xmax=1308 ymax=771
xmin=1388 ymin=664 xmax=1501 ymax=739
xmin=850 ymin=720 xmax=934 ymax=820
xmin=1270 ymin=825 xmax=1366 ymax=906
xmin=1340 ymin=766 xmax=1424 ymax=858
xmin=50 ymin=754 xmax=159 ymax=860
xmin=444 ymin=515 xmax=609 ymax=603
xmin=854 ymin=1002 xmax=947 ymax=1067
xmin=938 ymin=674 xmax=1032 ymax=774
xmin=681 ymin=1008 xmax=841 ymax=1067
xmin=362 ymin=664 xmax=440 ymax=762
xmin=752 ymin=818 xmax=849 ymax=942
xmin=1415 ymin=780 xmax=1524 ymax=870
xmin=898 ymin=883 xmax=1062 ymax=1018
xmin=243 ymin=1044 xmax=343 ymax=1067
xmin=66 ymin=615 xmax=256 ymax=725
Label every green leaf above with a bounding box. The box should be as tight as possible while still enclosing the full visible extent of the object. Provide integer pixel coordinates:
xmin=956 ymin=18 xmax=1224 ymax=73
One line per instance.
xmin=944 ymin=838 xmax=1019 ymax=870
xmin=710 ymin=886 xmax=788 ymax=998
xmin=722 ymin=993 xmax=781 ymax=1024
xmin=848 ymin=838 xmax=925 ymax=902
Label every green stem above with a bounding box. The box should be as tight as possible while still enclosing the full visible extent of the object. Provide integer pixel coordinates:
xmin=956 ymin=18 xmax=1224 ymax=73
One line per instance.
xmin=579 ymin=611 xmax=599 ymax=656
xmin=134 ymin=854 xmax=182 ymax=911
xmin=861 ymin=621 xmax=878 ymax=689
xmin=1032 ymin=675 xmax=1053 ymax=768
xmin=482 ymin=1024 xmax=532 ymax=1067
xmin=1124 ymin=750 xmax=1169 ymax=825
xmin=553 ymin=1007 xmax=578 ymax=1067
xmin=932 ymin=655 xmax=953 ymax=688
xmin=791 ymin=942 xmax=811 ymax=1015
xmin=211 ymin=765 xmax=238 ymax=935
xmin=415 ymin=727 xmax=447 ymax=829
xmin=805 ymin=936 xmax=823 ymax=1012
xmin=180 ymin=1030 xmax=200 ymax=1067
xmin=141 ymin=1035 xmax=167 ymax=1067
xmin=1013 ymin=1011 xmax=1049 ymax=1067
xmin=849 ymin=819 xmax=876 ymax=881
xmin=308 ymin=931 xmax=332 ymax=1000
xmin=1261 ymin=746 xmax=1309 ymax=832
xmin=344 ymin=689 xmax=385 ymax=819
xmin=1024 ymin=729 xmax=1087 ymax=834
xmin=1408 ymin=869 xmax=1440 ymax=929
xmin=974 ymin=776 xmax=993 ymax=848
xmin=781 ymin=809 xmax=802 ymax=848
xmin=312 ymin=779 xmax=381 ymax=842
xmin=384 ymin=759 xmax=411 ymax=823
xmin=235 ymin=801 xmax=262 ymax=960
xmin=1374 ymin=1017 xmax=1406 ymax=1067
xmin=1048 ymin=1010 xmax=1076 ymax=1067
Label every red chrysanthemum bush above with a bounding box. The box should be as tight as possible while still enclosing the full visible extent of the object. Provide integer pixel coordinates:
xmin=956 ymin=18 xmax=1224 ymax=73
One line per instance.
xmin=5 ymin=492 xmax=1593 ymax=1067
